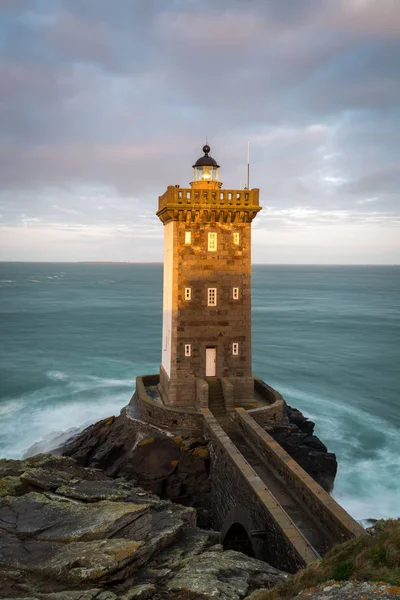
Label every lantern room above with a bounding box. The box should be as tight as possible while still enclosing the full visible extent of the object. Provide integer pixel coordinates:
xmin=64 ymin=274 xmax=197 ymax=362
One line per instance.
xmin=191 ymin=144 xmax=222 ymax=189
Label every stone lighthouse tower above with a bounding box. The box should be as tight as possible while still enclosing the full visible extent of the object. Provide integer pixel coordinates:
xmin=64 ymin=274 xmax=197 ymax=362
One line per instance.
xmin=156 ymin=144 xmax=261 ymax=407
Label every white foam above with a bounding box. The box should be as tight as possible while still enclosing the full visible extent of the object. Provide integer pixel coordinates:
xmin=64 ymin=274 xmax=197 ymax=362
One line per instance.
xmin=1 ymin=390 xmax=128 ymax=459
xmin=46 ymin=370 xmax=69 ymax=382
xmin=0 ymin=399 xmax=23 ymax=417
xmin=274 ymin=384 xmax=400 ymax=521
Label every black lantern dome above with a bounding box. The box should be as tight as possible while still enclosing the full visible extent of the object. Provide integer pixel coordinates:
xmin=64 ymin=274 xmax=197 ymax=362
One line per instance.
xmin=192 ymin=144 xmax=220 ymax=186
xmin=192 ymin=144 xmax=220 ymax=169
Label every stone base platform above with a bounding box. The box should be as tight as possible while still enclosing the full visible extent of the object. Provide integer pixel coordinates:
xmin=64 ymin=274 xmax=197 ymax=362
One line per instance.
xmin=132 ymin=374 xmax=286 ymax=434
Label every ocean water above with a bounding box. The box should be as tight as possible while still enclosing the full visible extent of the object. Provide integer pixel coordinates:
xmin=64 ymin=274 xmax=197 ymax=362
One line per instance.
xmin=0 ymin=262 xmax=399 ymax=522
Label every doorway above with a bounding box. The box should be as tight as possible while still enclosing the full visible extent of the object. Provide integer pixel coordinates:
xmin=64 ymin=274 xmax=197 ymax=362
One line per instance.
xmin=205 ymin=347 xmax=216 ymax=376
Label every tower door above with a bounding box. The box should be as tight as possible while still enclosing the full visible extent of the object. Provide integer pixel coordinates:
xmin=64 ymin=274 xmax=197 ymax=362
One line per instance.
xmin=205 ymin=348 xmax=216 ymax=377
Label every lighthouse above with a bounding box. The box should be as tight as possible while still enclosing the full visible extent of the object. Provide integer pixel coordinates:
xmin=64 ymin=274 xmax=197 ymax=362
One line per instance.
xmin=156 ymin=144 xmax=261 ymax=407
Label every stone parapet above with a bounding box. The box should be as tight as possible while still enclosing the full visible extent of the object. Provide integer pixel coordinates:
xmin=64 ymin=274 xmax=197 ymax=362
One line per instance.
xmin=201 ymin=408 xmax=318 ymax=572
xmin=221 ymin=377 xmax=234 ymax=411
xmin=196 ymin=378 xmax=209 ymax=408
xmin=247 ymin=377 xmax=286 ymax=427
xmin=157 ymin=185 xmax=261 ymax=224
xmin=233 ymin=408 xmax=364 ymax=543
xmin=134 ymin=375 xmax=203 ymax=434
xmin=136 ymin=374 xmax=287 ymax=431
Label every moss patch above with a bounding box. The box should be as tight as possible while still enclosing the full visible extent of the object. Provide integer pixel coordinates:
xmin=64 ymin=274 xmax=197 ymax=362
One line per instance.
xmin=251 ymin=519 xmax=400 ymax=600
xmin=138 ymin=437 xmax=155 ymax=447
xmin=189 ymin=447 xmax=209 ymax=459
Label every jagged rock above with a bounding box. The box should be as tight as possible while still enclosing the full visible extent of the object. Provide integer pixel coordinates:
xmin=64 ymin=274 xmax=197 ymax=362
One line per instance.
xmin=1 ymin=592 xmax=117 ymax=600
xmin=61 ymin=410 xmax=211 ymax=526
xmin=120 ymin=585 xmax=155 ymax=600
xmin=270 ymin=405 xmax=337 ymax=492
xmin=165 ymin=549 xmax=288 ymax=600
xmin=0 ymin=454 xmax=286 ymax=600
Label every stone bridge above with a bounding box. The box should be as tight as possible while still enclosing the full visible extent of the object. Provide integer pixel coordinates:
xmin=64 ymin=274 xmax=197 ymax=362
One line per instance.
xmin=135 ymin=374 xmax=365 ymax=573
xmin=202 ymin=408 xmax=364 ymax=572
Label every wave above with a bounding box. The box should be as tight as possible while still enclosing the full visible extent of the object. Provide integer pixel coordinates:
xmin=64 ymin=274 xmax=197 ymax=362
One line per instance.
xmin=46 ymin=370 xmax=69 ymax=382
xmin=0 ymin=399 xmax=23 ymax=417
xmin=85 ymin=375 xmax=136 ymax=388
xmin=0 ymin=280 xmax=15 ymax=283
xmin=0 ymin=386 xmax=129 ymax=460
xmin=275 ymin=384 xmax=400 ymax=521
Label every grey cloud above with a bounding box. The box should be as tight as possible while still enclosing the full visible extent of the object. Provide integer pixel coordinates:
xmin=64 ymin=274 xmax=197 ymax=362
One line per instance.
xmin=0 ymin=0 xmax=399 ymax=259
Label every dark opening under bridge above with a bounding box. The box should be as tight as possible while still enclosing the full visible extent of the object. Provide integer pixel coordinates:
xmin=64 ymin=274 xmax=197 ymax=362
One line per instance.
xmin=135 ymin=374 xmax=365 ymax=573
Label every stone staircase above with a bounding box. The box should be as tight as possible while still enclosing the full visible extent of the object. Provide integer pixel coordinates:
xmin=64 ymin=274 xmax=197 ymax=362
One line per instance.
xmin=206 ymin=377 xmax=226 ymax=417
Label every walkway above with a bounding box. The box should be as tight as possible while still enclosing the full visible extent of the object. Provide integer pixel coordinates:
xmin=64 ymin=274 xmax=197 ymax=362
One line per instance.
xmin=207 ymin=378 xmax=335 ymax=556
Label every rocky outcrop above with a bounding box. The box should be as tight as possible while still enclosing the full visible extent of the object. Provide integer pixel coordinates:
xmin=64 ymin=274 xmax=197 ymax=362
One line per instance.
xmin=60 ymin=401 xmax=337 ymax=517
xmin=269 ymin=406 xmax=337 ymax=492
xmin=0 ymin=454 xmax=288 ymax=600
xmin=60 ymin=407 xmax=212 ymax=526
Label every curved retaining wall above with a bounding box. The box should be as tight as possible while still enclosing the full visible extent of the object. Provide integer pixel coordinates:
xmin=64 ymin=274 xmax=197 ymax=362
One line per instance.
xmin=233 ymin=408 xmax=364 ymax=543
xmin=135 ymin=374 xmax=287 ymax=433
xmin=133 ymin=374 xmax=204 ymax=434
xmin=245 ymin=376 xmax=286 ymax=427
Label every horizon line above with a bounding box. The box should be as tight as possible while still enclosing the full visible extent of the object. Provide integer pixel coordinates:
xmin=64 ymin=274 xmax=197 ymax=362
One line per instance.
xmin=1 ymin=261 xmax=399 ymax=267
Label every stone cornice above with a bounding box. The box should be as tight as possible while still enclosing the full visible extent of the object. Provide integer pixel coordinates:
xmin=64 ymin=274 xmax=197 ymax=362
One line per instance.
xmin=157 ymin=186 xmax=262 ymax=224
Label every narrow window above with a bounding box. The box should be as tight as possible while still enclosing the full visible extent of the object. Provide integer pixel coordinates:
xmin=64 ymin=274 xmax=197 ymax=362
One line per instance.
xmin=233 ymin=287 xmax=239 ymax=300
xmin=185 ymin=231 xmax=191 ymax=244
xmin=185 ymin=344 xmax=191 ymax=357
xmin=186 ymin=191 xmax=191 ymax=199
xmin=232 ymin=343 xmax=239 ymax=355
xmin=178 ymin=191 xmax=183 ymax=199
xmin=228 ymin=192 xmax=232 ymax=200
xmin=208 ymin=288 xmax=217 ymax=306
xmin=185 ymin=287 xmax=191 ymax=301
xmin=233 ymin=232 xmax=240 ymax=245
xmin=208 ymin=232 xmax=217 ymax=252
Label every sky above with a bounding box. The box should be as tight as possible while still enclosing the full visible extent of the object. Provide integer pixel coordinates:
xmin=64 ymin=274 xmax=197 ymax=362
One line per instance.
xmin=0 ymin=0 xmax=399 ymax=264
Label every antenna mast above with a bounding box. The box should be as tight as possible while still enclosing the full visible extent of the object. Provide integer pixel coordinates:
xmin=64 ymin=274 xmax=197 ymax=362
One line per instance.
xmin=246 ymin=141 xmax=250 ymax=189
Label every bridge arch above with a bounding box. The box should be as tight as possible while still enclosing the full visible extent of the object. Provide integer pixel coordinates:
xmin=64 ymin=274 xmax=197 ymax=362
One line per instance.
xmin=224 ymin=523 xmax=254 ymax=557
xmin=220 ymin=506 xmax=258 ymax=559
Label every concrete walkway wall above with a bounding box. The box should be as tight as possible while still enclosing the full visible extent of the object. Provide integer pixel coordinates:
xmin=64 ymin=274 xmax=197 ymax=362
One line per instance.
xmin=201 ymin=408 xmax=320 ymax=572
xmin=234 ymin=408 xmax=364 ymax=544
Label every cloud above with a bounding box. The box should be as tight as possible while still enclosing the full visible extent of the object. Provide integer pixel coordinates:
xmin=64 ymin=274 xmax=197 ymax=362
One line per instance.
xmin=0 ymin=0 xmax=399 ymax=262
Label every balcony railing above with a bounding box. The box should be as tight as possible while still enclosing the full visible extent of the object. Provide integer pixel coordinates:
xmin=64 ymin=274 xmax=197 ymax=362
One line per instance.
xmin=158 ymin=186 xmax=260 ymax=213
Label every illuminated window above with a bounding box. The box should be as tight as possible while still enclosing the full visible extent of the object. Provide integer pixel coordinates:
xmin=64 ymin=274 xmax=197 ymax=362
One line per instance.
xmin=185 ymin=287 xmax=191 ymax=301
xmin=185 ymin=344 xmax=191 ymax=357
xmin=185 ymin=231 xmax=191 ymax=244
xmin=233 ymin=287 xmax=239 ymax=300
xmin=208 ymin=288 xmax=217 ymax=306
xmin=208 ymin=232 xmax=217 ymax=252
xmin=232 ymin=343 xmax=239 ymax=355
xmin=233 ymin=232 xmax=240 ymax=245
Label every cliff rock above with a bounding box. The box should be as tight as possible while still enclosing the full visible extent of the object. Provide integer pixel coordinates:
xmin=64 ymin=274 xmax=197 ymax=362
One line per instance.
xmin=269 ymin=406 xmax=337 ymax=492
xmin=60 ymin=406 xmax=211 ymax=526
xmin=0 ymin=454 xmax=288 ymax=600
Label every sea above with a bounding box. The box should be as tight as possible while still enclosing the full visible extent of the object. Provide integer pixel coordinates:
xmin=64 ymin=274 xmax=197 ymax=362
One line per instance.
xmin=0 ymin=263 xmax=399 ymax=523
